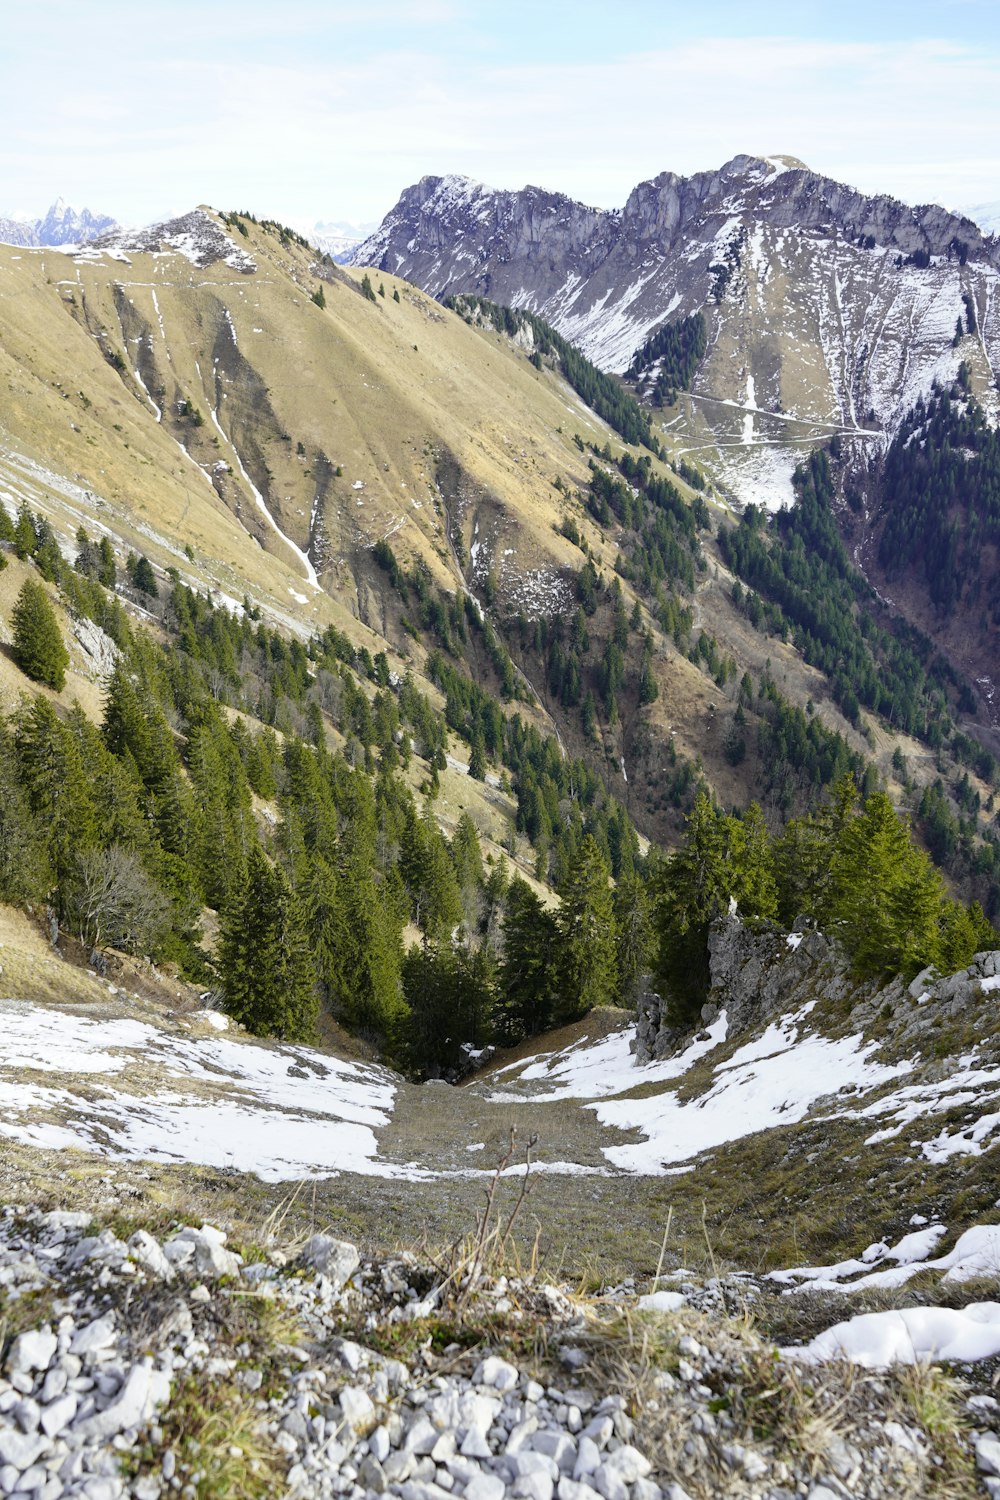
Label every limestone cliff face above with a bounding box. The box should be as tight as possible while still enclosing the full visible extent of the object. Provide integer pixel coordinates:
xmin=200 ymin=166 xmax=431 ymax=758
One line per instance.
xmin=351 ymin=157 xmax=1000 ymax=443
xmin=636 ymin=913 xmax=1000 ymax=1063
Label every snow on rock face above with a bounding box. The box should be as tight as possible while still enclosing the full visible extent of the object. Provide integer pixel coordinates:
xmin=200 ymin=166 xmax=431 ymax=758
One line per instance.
xmin=70 ymin=210 xmax=256 ymax=272
xmin=352 ymin=157 xmax=1000 ymax=442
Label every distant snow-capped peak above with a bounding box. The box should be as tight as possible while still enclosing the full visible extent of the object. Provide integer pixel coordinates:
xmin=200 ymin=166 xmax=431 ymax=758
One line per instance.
xmin=0 ymin=198 xmax=119 ymax=248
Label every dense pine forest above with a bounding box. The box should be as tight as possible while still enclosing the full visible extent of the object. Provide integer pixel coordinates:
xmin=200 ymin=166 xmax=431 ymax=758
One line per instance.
xmin=878 ymin=383 xmax=1000 ymax=619
xmin=625 ymin=311 xmax=708 ymax=406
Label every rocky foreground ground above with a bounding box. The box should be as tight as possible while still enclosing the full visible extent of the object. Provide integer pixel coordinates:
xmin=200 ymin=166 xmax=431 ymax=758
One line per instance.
xmin=2 ymin=1202 xmax=1000 ymax=1500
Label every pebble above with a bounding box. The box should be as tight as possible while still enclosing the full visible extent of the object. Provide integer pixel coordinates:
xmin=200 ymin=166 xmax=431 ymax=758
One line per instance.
xmin=0 ymin=1201 xmax=990 ymax=1500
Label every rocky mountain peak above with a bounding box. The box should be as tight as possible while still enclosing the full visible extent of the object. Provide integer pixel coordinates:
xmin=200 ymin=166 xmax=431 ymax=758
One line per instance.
xmin=350 ymin=154 xmax=1000 ymax=456
xmin=0 ymin=197 xmax=119 ymax=248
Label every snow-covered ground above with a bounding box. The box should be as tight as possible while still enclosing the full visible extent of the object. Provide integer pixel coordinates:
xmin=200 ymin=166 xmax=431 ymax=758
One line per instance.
xmin=8 ymin=986 xmax=1000 ymax=1192
xmin=775 ymin=1220 xmax=1000 ymax=1366
xmin=488 ymin=1003 xmax=911 ymax=1175
xmin=6 ymin=992 xmax=1000 ymax=1370
xmin=0 ymin=1000 xmax=423 ymax=1183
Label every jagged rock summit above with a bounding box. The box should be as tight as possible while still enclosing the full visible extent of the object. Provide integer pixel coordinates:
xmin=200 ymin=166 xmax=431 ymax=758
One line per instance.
xmin=0 ymin=197 xmax=118 ymax=247
xmin=350 ymin=155 xmax=1000 ymax=459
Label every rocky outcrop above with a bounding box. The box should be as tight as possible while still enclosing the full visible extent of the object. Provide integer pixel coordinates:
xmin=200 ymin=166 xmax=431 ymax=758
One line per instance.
xmin=638 ymin=912 xmax=1000 ymax=1061
xmin=705 ymin=917 xmax=859 ymax=1036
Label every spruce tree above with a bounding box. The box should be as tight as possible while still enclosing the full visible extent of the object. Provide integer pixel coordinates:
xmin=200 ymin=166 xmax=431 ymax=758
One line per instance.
xmin=13 ymin=696 xmax=97 ymax=890
xmin=219 ymin=843 xmax=317 ymax=1040
xmin=13 ymin=505 xmax=36 ymax=560
xmin=498 ymin=876 xmax=558 ymax=1039
xmin=554 ymin=834 xmax=617 ymax=1023
xmin=652 ymin=792 xmax=776 ymax=1023
xmin=0 ymin=725 xmax=50 ymax=901
xmin=827 ymin=790 xmax=944 ymax=979
xmin=613 ymin=871 xmax=651 ymax=1009
xmin=11 ymin=580 xmax=69 ymax=690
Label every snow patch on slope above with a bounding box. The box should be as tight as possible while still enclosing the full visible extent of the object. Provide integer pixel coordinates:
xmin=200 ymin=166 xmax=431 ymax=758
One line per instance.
xmin=0 ymin=1000 xmax=421 ymax=1183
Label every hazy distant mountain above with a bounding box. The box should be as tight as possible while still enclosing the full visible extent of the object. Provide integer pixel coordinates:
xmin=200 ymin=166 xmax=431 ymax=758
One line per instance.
xmin=281 ymin=216 xmax=379 ymax=262
xmin=0 ymin=197 xmax=118 ymax=248
xmin=957 ymin=200 xmax=1000 ymax=236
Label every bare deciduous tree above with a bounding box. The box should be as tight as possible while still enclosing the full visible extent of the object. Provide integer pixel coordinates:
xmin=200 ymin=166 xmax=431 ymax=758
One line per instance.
xmin=65 ymin=845 xmax=169 ymax=954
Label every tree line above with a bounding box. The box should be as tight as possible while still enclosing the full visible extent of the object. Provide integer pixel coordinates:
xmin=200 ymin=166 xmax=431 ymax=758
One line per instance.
xmin=719 ymin=451 xmax=966 ymax=743
xmin=444 ymin=294 xmax=659 ymax=452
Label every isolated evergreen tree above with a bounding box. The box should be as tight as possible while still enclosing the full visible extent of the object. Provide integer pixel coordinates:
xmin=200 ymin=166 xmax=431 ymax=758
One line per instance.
xmin=219 ymin=843 xmax=317 ymax=1040
xmin=311 ymin=285 xmax=326 ymax=309
xmin=11 ymin=580 xmax=69 ymax=690
xmin=468 ymin=733 xmax=487 ymax=781
xmin=361 ymin=273 xmax=377 ymax=303
xmin=498 ymin=876 xmax=559 ymax=1039
xmin=554 ymin=834 xmax=617 ymax=1023
xmin=13 ymin=505 xmax=36 ymax=560
xmin=131 ymin=554 xmax=159 ymax=597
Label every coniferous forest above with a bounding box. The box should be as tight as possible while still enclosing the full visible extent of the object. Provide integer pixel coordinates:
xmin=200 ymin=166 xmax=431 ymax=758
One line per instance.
xmin=1 ymin=483 xmax=996 ymax=1078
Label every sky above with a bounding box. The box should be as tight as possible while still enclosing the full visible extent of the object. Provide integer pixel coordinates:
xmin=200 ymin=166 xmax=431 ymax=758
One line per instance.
xmin=3 ymin=0 xmax=1000 ymax=230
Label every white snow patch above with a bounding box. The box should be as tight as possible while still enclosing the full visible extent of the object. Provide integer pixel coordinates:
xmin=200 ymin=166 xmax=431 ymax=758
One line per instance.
xmin=595 ymin=1009 xmax=911 ymax=1175
xmin=773 ymin=1221 xmax=1000 ymax=1296
xmin=487 ymin=1011 xmax=730 ymax=1104
xmin=0 ymin=999 xmax=429 ymax=1183
xmin=791 ymin=1302 xmax=1000 ymax=1367
xmin=637 ymin=1290 xmax=687 ymax=1313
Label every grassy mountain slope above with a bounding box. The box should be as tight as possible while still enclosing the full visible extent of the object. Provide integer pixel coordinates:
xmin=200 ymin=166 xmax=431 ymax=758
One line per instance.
xmin=3 ymin=208 xmax=1000 ymax=916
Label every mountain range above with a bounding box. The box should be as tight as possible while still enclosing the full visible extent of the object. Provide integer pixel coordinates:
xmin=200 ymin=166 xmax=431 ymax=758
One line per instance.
xmin=349 ymin=155 xmax=999 ymax=445
xmin=0 ymin=196 xmax=118 ymax=247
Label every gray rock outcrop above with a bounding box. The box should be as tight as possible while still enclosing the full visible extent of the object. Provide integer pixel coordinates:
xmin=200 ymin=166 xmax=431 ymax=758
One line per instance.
xmin=639 ymin=911 xmax=1000 ymax=1061
xmin=349 ymin=156 xmax=999 ymax=433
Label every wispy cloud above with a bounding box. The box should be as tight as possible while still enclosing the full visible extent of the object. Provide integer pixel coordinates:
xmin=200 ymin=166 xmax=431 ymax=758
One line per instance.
xmin=2 ymin=12 xmax=999 ymax=224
